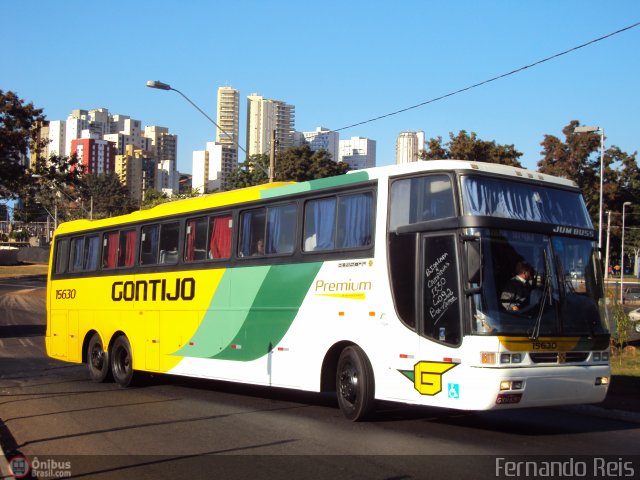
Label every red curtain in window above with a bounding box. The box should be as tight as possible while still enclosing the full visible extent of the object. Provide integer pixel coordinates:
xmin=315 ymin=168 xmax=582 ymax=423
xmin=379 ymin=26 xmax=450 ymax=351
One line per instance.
xmin=105 ymin=232 xmax=118 ymax=269
xmin=124 ymin=230 xmax=136 ymax=267
xmin=210 ymin=215 xmax=231 ymax=259
xmin=186 ymin=220 xmax=196 ymax=261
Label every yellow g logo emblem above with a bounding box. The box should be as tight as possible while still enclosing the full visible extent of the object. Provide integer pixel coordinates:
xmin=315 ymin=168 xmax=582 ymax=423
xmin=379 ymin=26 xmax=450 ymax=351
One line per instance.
xmin=413 ymin=361 xmax=457 ymax=395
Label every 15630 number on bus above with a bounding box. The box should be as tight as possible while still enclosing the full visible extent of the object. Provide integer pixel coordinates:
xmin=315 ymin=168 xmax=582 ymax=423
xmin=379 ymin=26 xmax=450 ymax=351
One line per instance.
xmin=55 ymin=289 xmax=77 ymax=300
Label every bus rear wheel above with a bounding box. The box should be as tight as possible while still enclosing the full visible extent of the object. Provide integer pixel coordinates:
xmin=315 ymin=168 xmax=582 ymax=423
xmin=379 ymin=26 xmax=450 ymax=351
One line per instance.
xmin=111 ymin=335 xmax=135 ymax=387
xmin=336 ymin=345 xmax=375 ymax=421
xmin=87 ymin=333 xmax=110 ymax=383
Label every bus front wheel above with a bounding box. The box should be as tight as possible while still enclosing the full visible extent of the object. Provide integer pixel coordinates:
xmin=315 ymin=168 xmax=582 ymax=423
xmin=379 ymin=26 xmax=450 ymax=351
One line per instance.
xmin=87 ymin=333 xmax=110 ymax=383
xmin=336 ymin=345 xmax=375 ymax=421
xmin=111 ymin=335 xmax=135 ymax=387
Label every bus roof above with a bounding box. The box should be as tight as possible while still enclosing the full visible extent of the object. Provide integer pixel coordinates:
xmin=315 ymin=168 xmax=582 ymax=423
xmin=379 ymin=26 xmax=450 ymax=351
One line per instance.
xmin=54 ymin=160 xmax=576 ymax=236
xmin=354 ymin=160 xmax=577 ymax=188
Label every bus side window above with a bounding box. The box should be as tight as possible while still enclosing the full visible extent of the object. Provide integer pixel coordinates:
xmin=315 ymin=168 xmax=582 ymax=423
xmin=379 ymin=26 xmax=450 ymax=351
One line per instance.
xmin=140 ymin=225 xmax=159 ymax=265
xmin=337 ymin=192 xmax=372 ymax=248
xmin=239 ymin=208 xmax=266 ymax=257
xmin=69 ymin=237 xmax=84 ymax=272
xmin=159 ymin=222 xmax=180 ymax=264
xmin=389 ymin=175 xmax=454 ymax=230
xmin=209 ymin=215 xmax=232 ymax=259
xmin=185 ymin=217 xmax=208 ymax=262
xmin=54 ymin=238 xmax=69 ymax=274
xmin=102 ymin=231 xmax=119 ymax=269
xmin=118 ymin=230 xmax=137 ymax=268
xmin=266 ymin=204 xmax=296 ymax=254
xmin=303 ymin=197 xmax=336 ymax=252
xmin=71 ymin=235 xmax=100 ymax=272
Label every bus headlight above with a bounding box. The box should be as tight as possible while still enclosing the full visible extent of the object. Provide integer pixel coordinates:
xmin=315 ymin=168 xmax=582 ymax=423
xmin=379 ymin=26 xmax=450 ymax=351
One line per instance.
xmin=595 ymin=376 xmax=609 ymax=386
xmin=499 ymin=353 xmax=522 ymax=364
xmin=500 ymin=380 xmax=524 ymax=391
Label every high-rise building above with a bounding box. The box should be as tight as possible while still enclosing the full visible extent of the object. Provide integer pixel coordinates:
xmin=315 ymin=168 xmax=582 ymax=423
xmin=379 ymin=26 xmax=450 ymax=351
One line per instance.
xmin=51 ymin=108 xmax=180 ymax=196
xmin=396 ymin=131 xmax=425 ymax=164
xmin=70 ymin=138 xmax=116 ymax=174
xmin=246 ymin=94 xmax=295 ymax=157
xmin=48 ymin=120 xmax=66 ymax=157
xmin=65 ymin=110 xmax=89 ymax=157
xmin=192 ymin=149 xmax=209 ymax=195
xmin=301 ymin=127 xmax=339 ymax=162
xmin=192 ymin=142 xmax=237 ymax=193
xmin=144 ymin=126 xmax=178 ymax=194
xmin=339 ymin=137 xmax=376 ymax=170
xmin=216 ymin=87 xmax=240 ymax=147
xmin=215 ymin=87 xmax=240 ymax=181
xmin=115 ymin=145 xmax=145 ymax=207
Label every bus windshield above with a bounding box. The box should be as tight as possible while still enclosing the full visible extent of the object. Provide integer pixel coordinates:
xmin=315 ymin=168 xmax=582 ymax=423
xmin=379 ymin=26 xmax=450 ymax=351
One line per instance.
xmin=471 ymin=229 xmax=608 ymax=337
xmin=461 ymin=175 xmax=593 ymax=228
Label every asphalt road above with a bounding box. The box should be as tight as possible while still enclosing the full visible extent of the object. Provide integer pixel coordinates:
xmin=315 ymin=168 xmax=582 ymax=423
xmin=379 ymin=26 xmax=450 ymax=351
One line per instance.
xmin=1 ymin=277 xmax=639 ymax=479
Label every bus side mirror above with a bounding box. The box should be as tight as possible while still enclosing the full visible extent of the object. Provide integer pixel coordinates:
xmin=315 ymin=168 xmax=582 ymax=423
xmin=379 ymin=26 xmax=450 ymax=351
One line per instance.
xmin=463 ymin=235 xmax=482 ymax=291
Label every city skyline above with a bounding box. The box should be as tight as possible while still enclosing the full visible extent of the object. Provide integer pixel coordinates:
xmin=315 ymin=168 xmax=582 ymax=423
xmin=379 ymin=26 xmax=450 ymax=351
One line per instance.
xmin=4 ymin=1 xmax=639 ymax=176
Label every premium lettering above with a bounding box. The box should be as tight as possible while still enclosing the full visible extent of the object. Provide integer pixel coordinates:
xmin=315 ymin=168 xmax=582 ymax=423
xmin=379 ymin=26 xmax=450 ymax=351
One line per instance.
xmin=314 ymin=279 xmax=372 ymax=293
xmin=112 ymin=278 xmax=195 ymax=302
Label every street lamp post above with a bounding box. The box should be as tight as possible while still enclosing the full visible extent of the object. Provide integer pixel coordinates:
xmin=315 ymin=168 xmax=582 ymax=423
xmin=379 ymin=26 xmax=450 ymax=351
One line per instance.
xmin=145 ymin=80 xmax=273 ymax=184
xmin=605 ymin=210 xmax=611 ymax=282
xmin=574 ymin=126 xmax=605 ymax=256
xmin=620 ymin=201 xmax=632 ymax=304
xmin=146 ymin=80 xmax=247 ymax=156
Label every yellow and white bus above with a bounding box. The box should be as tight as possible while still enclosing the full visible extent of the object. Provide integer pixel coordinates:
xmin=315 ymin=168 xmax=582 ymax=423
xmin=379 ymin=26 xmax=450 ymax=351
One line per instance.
xmin=46 ymin=161 xmax=611 ymax=420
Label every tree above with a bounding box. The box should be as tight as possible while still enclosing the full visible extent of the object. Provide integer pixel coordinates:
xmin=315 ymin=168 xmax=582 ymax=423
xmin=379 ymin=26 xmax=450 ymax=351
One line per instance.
xmin=422 ymin=130 xmax=523 ymax=167
xmin=226 ymin=146 xmax=350 ymax=189
xmin=227 ymin=154 xmax=270 ymax=190
xmin=538 ymin=120 xmax=639 ymax=232
xmin=275 ymin=145 xmax=349 ymax=182
xmin=1 ymin=90 xmax=83 ymax=201
xmin=141 ymin=188 xmax=170 ymax=210
xmin=0 ymin=90 xmax=45 ymax=198
xmin=78 ymin=172 xmax=134 ymax=218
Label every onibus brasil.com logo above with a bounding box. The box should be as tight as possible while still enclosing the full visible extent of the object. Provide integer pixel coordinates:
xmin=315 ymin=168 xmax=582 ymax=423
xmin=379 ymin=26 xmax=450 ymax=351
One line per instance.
xmin=10 ymin=455 xmax=72 ymax=478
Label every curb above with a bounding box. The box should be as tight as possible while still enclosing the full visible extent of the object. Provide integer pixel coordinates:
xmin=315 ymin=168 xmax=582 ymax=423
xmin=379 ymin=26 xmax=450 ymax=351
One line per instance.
xmin=562 ymin=404 xmax=640 ymax=424
xmin=0 ymin=275 xmax=46 ymax=282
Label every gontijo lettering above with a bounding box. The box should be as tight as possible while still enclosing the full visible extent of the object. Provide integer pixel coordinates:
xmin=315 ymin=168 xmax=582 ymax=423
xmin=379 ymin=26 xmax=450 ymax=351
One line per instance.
xmin=112 ymin=277 xmax=195 ymax=301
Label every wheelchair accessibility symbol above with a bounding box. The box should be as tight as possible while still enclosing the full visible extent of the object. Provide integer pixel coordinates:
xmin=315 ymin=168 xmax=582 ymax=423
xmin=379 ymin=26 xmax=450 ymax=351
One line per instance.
xmin=448 ymin=383 xmax=460 ymax=399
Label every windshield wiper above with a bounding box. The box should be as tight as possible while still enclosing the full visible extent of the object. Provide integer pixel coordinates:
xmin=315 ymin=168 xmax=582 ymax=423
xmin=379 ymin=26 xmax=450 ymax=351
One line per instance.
xmin=529 ymin=250 xmax=552 ymax=340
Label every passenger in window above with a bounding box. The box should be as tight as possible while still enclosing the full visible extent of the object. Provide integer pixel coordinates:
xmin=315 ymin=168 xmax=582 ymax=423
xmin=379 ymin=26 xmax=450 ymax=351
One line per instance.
xmin=500 ymin=261 xmax=534 ymax=312
xmin=253 ymin=239 xmax=265 ymax=256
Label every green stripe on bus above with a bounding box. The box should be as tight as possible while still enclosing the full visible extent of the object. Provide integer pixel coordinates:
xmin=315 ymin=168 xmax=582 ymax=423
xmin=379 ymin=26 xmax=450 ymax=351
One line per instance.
xmin=174 ymin=266 xmax=271 ymax=358
xmin=260 ymin=171 xmax=370 ymax=199
xmin=211 ymin=262 xmax=323 ymax=361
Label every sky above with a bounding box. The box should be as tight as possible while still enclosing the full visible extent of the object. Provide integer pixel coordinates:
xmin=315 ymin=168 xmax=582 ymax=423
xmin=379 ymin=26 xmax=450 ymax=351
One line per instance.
xmin=4 ymin=0 xmax=640 ymax=175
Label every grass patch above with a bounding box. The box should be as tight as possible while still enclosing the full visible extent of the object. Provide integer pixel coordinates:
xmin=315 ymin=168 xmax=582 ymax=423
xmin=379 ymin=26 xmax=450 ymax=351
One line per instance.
xmin=611 ymin=346 xmax=640 ymax=377
xmin=0 ymin=263 xmax=48 ymax=278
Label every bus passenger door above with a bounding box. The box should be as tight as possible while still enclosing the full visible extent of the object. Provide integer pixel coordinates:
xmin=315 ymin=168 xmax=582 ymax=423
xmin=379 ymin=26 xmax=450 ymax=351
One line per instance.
xmin=415 ymin=233 xmax=463 ymax=402
xmin=143 ymin=311 xmax=160 ymax=371
xmin=420 ymin=233 xmax=462 ymax=348
xmin=160 ymin=311 xmax=198 ymax=372
xmin=49 ymin=312 xmax=68 ymax=358
xmin=67 ymin=310 xmax=80 ymax=362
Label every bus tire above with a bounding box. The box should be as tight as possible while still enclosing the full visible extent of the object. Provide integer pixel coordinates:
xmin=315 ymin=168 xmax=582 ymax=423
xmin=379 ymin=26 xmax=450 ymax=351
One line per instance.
xmin=111 ymin=335 xmax=135 ymax=387
xmin=87 ymin=333 xmax=111 ymax=383
xmin=336 ymin=345 xmax=375 ymax=421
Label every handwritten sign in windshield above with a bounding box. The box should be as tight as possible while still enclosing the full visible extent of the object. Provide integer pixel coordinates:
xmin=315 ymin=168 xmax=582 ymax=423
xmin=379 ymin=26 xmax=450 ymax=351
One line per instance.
xmin=424 ymin=235 xmax=460 ymax=344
